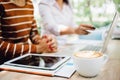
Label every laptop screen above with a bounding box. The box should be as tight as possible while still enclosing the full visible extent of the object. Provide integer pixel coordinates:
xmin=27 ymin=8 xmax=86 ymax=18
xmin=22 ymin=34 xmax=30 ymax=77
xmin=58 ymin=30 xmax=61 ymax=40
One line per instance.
xmin=101 ymin=12 xmax=119 ymax=53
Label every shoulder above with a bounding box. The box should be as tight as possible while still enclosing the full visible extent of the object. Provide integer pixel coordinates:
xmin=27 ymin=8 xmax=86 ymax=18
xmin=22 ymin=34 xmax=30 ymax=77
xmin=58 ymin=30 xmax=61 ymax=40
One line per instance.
xmin=39 ymin=0 xmax=55 ymax=10
xmin=39 ymin=0 xmax=55 ymax=5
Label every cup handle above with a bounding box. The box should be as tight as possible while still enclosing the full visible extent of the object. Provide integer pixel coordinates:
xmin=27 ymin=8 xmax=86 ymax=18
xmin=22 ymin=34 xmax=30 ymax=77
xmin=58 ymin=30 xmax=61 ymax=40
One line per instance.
xmin=103 ymin=54 xmax=108 ymax=64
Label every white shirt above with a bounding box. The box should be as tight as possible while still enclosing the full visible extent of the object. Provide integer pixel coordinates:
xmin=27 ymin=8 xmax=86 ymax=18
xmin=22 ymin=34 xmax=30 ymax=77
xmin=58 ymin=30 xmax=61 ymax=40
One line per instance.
xmin=39 ymin=0 xmax=77 ymax=36
xmin=39 ymin=0 xmax=78 ymax=44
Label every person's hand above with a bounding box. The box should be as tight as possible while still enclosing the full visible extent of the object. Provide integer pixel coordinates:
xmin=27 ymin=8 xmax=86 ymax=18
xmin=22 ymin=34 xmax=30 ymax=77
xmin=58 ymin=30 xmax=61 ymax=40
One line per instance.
xmin=32 ymin=35 xmax=41 ymax=44
xmin=79 ymin=24 xmax=95 ymax=30
xmin=75 ymin=24 xmax=95 ymax=35
xmin=74 ymin=27 xmax=89 ymax=35
xmin=43 ymin=35 xmax=58 ymax=53
xmin=36 ymin=35 xmax=57 ymax=53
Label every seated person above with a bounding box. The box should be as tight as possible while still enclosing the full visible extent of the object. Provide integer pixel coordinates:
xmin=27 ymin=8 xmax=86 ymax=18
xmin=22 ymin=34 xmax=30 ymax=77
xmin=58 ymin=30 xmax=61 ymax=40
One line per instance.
xmin=0 ymin=0 xmax=57 ymax=65
xmin=38 ymin=0 xmax=95 ymax=44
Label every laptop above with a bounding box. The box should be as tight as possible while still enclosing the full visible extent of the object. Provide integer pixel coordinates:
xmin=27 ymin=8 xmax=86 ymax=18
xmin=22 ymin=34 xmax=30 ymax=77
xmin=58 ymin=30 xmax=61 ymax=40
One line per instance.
xmin=73 ymin=12 xmax=119 ymax=53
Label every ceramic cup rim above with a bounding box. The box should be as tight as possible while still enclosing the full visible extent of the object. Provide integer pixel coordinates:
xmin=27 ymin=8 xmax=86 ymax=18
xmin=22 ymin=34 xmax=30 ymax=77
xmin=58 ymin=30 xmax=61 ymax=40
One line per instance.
xmin=73 ymin=51 xmax=105 ymax=60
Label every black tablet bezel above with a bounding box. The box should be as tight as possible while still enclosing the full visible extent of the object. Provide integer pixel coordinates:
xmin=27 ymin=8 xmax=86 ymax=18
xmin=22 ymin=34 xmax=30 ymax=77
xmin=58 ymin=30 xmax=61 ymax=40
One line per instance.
xmin=4 ymin=54 xmax=70 ymax=70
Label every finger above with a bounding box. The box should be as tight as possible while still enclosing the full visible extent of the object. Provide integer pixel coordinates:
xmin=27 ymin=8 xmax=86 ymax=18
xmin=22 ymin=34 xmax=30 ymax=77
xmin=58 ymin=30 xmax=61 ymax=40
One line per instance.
xmin=80 ymin=24 xmax=94 ymax=27
xmin=48 ymin=45 xmax=53 ymax=51
xmin=44 ymin=35 xmax=52 ymax=43
xmin=40 ymin=37 xmax=49 ymax=43
xmin=47 ymin=43 xmax=57 ymax=52
xmin=32 ymin=35 xmax=40 ymax=40
xmin=33 ymin=35 xmax=42 ymax=44
xmin=48 ymin=40 xmax=57 ymax=49
xmin=81 ymin=29 xmax=90 ymax=35
xmin=51 ymin=38 xmax=57 ymax=44
xmin=80 ymin=24 xmax=95 ymax=30
xmin=46 ymin=37 xmax=57 ymax=45
xmin=42 ymin=35 xmax=47 ymax=39
xmin=80 ymin=26 xmax=95 ymax=30
xmin=50 ymin=43 xmax=57 ymax=49
xmin=35 ymin=40 xmax=41 ymax=44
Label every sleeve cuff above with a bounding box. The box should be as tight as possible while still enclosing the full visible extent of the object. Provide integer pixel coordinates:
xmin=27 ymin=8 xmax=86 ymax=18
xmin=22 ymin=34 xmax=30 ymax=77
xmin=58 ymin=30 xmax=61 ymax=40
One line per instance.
xmin=57 ymin=24 xmax=68 ymax=35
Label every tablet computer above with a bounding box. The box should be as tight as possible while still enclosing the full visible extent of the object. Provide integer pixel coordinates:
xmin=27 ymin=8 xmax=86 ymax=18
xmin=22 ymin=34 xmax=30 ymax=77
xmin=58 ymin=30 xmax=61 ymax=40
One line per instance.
xmin=4 ymin=54 xmax=70 ymax=70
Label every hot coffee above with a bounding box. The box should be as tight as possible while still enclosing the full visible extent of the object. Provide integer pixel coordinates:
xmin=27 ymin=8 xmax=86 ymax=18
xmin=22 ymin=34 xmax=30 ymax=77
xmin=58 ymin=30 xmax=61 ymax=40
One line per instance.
xmin=74 ymin=51 xmax=103 ymax=58
xmin=73 ymin=51 xmax=108 ymax=77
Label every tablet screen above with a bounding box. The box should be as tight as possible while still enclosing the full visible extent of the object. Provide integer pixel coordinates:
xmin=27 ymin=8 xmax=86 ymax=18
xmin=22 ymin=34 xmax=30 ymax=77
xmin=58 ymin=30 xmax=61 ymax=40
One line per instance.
xmin=7 ymin=54 xmax=69 ymax=70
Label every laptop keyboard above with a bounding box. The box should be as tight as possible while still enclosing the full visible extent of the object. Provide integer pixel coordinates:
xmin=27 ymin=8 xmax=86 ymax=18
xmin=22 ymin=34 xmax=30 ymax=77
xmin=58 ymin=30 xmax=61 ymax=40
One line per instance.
xmin=80 ymin=45 xmax=102 ymax=51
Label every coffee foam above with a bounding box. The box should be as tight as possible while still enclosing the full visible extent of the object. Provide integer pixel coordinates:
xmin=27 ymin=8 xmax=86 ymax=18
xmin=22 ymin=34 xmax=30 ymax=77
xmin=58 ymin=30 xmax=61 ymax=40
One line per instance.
xmin=75 ymin=51 xmax=102 ymax=58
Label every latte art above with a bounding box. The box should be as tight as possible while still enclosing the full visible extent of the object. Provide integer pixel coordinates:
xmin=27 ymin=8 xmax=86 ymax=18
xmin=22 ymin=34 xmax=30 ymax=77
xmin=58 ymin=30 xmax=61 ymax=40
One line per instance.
xmin=75 ymin=51 xmax=102 ymax=58
xmin=73 ymin=51 xmax=107 ymax=77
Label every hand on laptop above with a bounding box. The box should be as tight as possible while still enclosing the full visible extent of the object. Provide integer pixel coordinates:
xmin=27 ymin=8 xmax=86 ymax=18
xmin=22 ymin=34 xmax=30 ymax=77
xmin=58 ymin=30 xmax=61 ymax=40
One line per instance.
xmin=75 ymin=24 xmax=95 ymax=35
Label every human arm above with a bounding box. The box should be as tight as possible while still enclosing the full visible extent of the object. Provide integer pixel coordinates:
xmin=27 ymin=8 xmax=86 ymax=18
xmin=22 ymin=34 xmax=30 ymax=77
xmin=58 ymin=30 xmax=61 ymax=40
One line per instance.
xmin=74 ymin=24 xmax=95 ymax=35
xmin=0 ymin=17 xmax=56 ymax=64
xmin=39 ymin=3 xmax=78 ymax=36
xmin=0 ymin=17 xmax=37 ymax=58
xmin=39 ymin=3 xmax=95 ymax=36
xmin=29 ymin=19 xmax=57 ymax=53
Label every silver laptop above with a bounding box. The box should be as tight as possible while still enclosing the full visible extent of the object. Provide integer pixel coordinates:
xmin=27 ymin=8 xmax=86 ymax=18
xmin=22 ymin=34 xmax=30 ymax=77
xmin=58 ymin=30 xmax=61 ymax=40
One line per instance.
xmin=77 ymin=12 xmax=119 ymax=53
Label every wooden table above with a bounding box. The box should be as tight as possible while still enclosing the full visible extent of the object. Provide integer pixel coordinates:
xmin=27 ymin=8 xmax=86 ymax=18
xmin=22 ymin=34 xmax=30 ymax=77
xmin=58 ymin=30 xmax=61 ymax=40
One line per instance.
xmin=0 ymin=40 xmax=120 ymax=80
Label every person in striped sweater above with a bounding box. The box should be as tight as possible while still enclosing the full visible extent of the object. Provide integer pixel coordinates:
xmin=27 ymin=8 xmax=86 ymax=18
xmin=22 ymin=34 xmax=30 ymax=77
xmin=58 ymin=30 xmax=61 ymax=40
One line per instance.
xmin=0 ymin=0 xmax=57 ymax=64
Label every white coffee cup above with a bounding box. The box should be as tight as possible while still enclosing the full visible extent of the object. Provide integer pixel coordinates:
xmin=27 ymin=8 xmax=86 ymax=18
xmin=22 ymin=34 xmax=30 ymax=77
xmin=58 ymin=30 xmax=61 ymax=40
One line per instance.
xmin=72 ymin=51 xmax=108 ymax=77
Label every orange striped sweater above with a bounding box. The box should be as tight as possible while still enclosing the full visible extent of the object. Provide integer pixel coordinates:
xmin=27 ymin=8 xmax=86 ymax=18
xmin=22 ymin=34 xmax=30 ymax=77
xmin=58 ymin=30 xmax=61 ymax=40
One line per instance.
xmin=0 ymin=0 xmax=39 ymax=64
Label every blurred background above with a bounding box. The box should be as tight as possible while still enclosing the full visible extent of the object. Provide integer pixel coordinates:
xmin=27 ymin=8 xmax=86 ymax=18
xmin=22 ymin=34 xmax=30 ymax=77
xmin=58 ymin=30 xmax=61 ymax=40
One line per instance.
xmin=71 ymin=0 xmax=115 ymax=28
xmin=32 ymin=0 xmax=120 ymax=40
